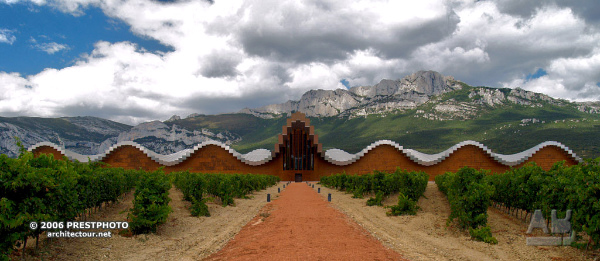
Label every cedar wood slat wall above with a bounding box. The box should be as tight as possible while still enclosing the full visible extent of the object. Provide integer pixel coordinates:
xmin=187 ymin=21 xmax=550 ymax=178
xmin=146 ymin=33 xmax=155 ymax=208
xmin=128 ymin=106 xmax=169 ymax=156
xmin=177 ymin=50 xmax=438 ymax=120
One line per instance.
xmin=31 ymin=115 xmax=579 ymax=181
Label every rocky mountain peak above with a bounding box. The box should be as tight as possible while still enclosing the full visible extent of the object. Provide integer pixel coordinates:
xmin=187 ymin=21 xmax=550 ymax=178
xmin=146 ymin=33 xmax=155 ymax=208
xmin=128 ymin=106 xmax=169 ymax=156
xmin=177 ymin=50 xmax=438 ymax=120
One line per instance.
xmin=401 ymin=70 xmax=457 ymax=95
xmin=242 ymin=70 xmax=462 ymax=118
xmin=349 ymin=70 xmax=458 ymax=97
xmin=165 ymin=115 xmax=181 ymax=122
xmin=186 ymin=113 xmax=202 ymax=119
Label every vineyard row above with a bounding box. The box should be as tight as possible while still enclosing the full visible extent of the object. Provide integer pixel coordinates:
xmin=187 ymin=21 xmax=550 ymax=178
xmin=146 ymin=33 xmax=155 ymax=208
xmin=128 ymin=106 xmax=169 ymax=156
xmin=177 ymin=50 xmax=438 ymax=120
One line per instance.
xmin=172 ymin=171 xmax=280 ymax=217
xmin=319 ymin=169 xmax=428 ymax=216
xmin=0 ymin=150 xmax=279 ymax=260
xmin=436 ymin=159 xmax=600 ymax=247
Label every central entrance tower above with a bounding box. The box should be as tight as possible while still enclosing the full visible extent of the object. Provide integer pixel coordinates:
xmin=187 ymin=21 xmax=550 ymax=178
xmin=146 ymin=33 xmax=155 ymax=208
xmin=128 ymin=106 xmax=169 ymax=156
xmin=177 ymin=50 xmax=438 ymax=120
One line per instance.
xmin=274 ymin=112 xmax=322 ymax=181
xmin=283 ymin=124 xmax=314 ymax=171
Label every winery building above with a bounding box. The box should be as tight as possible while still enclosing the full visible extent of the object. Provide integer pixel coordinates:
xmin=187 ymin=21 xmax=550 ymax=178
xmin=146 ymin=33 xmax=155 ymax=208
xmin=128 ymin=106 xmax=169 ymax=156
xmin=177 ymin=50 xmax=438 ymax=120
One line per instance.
xmin=29 ymin=112 xmax=582 ymax=181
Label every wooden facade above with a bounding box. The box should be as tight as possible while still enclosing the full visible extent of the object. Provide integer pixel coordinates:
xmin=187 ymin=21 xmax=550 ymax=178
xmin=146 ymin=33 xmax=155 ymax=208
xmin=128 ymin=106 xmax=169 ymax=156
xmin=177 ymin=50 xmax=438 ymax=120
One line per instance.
xmin=30 ymin=112 xmax=581 ymax=181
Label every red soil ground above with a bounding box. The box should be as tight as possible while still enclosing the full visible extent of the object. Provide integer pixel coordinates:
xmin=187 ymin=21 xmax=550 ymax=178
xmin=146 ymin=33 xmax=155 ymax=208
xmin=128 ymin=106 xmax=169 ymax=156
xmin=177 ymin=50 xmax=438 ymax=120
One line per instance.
xmin=205 ymin=182 xmax=406 ymax=260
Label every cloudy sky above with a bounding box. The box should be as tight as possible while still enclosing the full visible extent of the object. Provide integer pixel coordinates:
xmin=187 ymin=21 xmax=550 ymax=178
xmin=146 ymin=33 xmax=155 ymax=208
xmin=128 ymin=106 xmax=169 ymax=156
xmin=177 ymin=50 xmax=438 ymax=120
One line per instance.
xmin=1 ymin=0 xmax=599 ymax=125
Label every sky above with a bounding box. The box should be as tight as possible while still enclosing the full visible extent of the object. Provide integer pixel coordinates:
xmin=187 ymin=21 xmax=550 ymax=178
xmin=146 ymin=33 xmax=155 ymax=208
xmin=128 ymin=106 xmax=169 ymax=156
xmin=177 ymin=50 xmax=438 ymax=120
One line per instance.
xmin=1 ymin=0 xmax=600 ymax=125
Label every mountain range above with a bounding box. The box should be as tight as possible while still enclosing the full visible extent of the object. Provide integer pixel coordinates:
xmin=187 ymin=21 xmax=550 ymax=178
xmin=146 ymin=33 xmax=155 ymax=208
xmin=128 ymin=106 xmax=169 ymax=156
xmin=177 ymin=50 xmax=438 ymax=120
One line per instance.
xmin=2 ymin=71 xmax=600 ymax=159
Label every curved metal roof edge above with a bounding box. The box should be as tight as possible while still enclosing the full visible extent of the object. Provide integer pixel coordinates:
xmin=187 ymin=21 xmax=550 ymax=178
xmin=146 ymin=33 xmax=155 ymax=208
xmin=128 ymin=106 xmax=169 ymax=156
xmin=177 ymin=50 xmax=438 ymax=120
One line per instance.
xmin=28 ymin=139 xmax=582 ymax=168
xmin=27 ymin=140 xmax=274 ymax=166
xmin=322 ymin=140 xmax=583 ymax=167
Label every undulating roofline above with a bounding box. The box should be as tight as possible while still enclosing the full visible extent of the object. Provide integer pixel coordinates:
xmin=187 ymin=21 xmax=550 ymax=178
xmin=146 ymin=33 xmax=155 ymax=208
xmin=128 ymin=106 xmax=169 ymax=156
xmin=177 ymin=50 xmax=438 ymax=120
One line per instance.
xmin=28 ymin=140 xmax=582 ymax=167
xmin=27 ymin=141 xmax=273 ymax=166
xmin=322 ymin=140 xmax=582 ymax=167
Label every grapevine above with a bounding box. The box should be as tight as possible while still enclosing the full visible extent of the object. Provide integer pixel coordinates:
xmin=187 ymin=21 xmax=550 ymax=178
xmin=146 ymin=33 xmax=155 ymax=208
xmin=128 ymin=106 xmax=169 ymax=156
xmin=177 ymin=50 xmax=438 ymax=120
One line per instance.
xmin=320 ymin=168 xmax=428 ymax=215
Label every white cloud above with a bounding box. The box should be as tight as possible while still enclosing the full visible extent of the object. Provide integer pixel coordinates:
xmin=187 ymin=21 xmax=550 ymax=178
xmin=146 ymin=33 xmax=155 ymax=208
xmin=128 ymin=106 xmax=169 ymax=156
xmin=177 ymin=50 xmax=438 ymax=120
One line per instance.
xmin=1 ymin=0 xmax=600 ymax=125
xmin=2 ymin=0 xmax=99 ymax=15
xmin=0 ymin=72 xmax=32 ymax=113
xmin=33 ymin=42 xmax=69 ymax=54
xmin=339 ymin=49 xmax=406 ymax=87
xmin=0 ymin=29 xmax=16 ymax=44
xmin=287 ymin=62 xmax=341 ymax=91
xmin=408 ymin=1 xmax=600 ymax=89
xmin=504 ymin=50 xmax=600 ymax=101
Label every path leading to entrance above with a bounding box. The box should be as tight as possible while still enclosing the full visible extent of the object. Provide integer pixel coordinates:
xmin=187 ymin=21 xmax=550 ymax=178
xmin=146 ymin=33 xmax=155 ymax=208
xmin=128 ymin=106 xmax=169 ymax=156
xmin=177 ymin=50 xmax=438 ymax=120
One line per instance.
xmin=205 ymin=182 xmax=406 ymax=260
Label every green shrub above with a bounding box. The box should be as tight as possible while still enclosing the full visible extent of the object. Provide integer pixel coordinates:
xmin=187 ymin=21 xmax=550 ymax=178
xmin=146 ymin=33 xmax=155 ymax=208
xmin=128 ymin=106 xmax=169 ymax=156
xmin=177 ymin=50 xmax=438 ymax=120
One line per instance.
xmin=128 ymin=170 xmax=172 ymax=234
xmin=469 ymin=226 xmax=498 ymax=244
xmin=446 ymin=167 xmax=494 ymax=230
xmin=435 ymin=172 xmax=451 ymax=195
xmin=189 ymin=197 xmax=210 ymax=217
xmin=321 ymin=169 xmax=428 ymax=210
xmin=352 ymin=188 xmax=364 ymax=199
xmin=172 ymin=172 xmax=279 ymax=216
xmin=366 ymin=191 xmax=385 ymax=206
xmin=387 ymin=192 xmax=419 ymax=216
xmin=398 ymin=169 xmax=428 ymax=201
xmin=437 ymin=167 xmax=496 ymax=244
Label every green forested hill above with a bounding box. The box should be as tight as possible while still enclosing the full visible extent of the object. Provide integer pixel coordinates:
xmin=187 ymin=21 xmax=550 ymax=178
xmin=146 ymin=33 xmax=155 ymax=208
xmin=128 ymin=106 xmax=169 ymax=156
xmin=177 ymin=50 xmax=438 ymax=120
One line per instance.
xmin=228 ymin=111 xmax=600 ymax=159
xmin=219 ymin=86 xmax=600 ymax=158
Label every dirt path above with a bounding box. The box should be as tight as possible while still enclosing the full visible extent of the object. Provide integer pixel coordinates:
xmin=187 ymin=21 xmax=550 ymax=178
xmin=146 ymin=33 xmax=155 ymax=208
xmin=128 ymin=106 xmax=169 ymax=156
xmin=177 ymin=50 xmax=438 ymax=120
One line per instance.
xmin=316 ymin=181 xmax=593 ymax=261
xmin=205 ymin=182 xmax=406 ymax=260
xmin=15 ymin=181 xmax=595 ymax=260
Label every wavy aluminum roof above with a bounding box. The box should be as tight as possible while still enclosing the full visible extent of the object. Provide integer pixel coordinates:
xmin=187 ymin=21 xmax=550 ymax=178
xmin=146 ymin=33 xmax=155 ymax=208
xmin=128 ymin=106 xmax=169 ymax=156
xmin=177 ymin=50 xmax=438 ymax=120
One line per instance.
xmin=28 ymin=140 xmax=581 ymax=167
xmin=27 ymin=141 xmax=273 ymax=166
xmin=323 ymin=140 xmax=582 ymax=166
